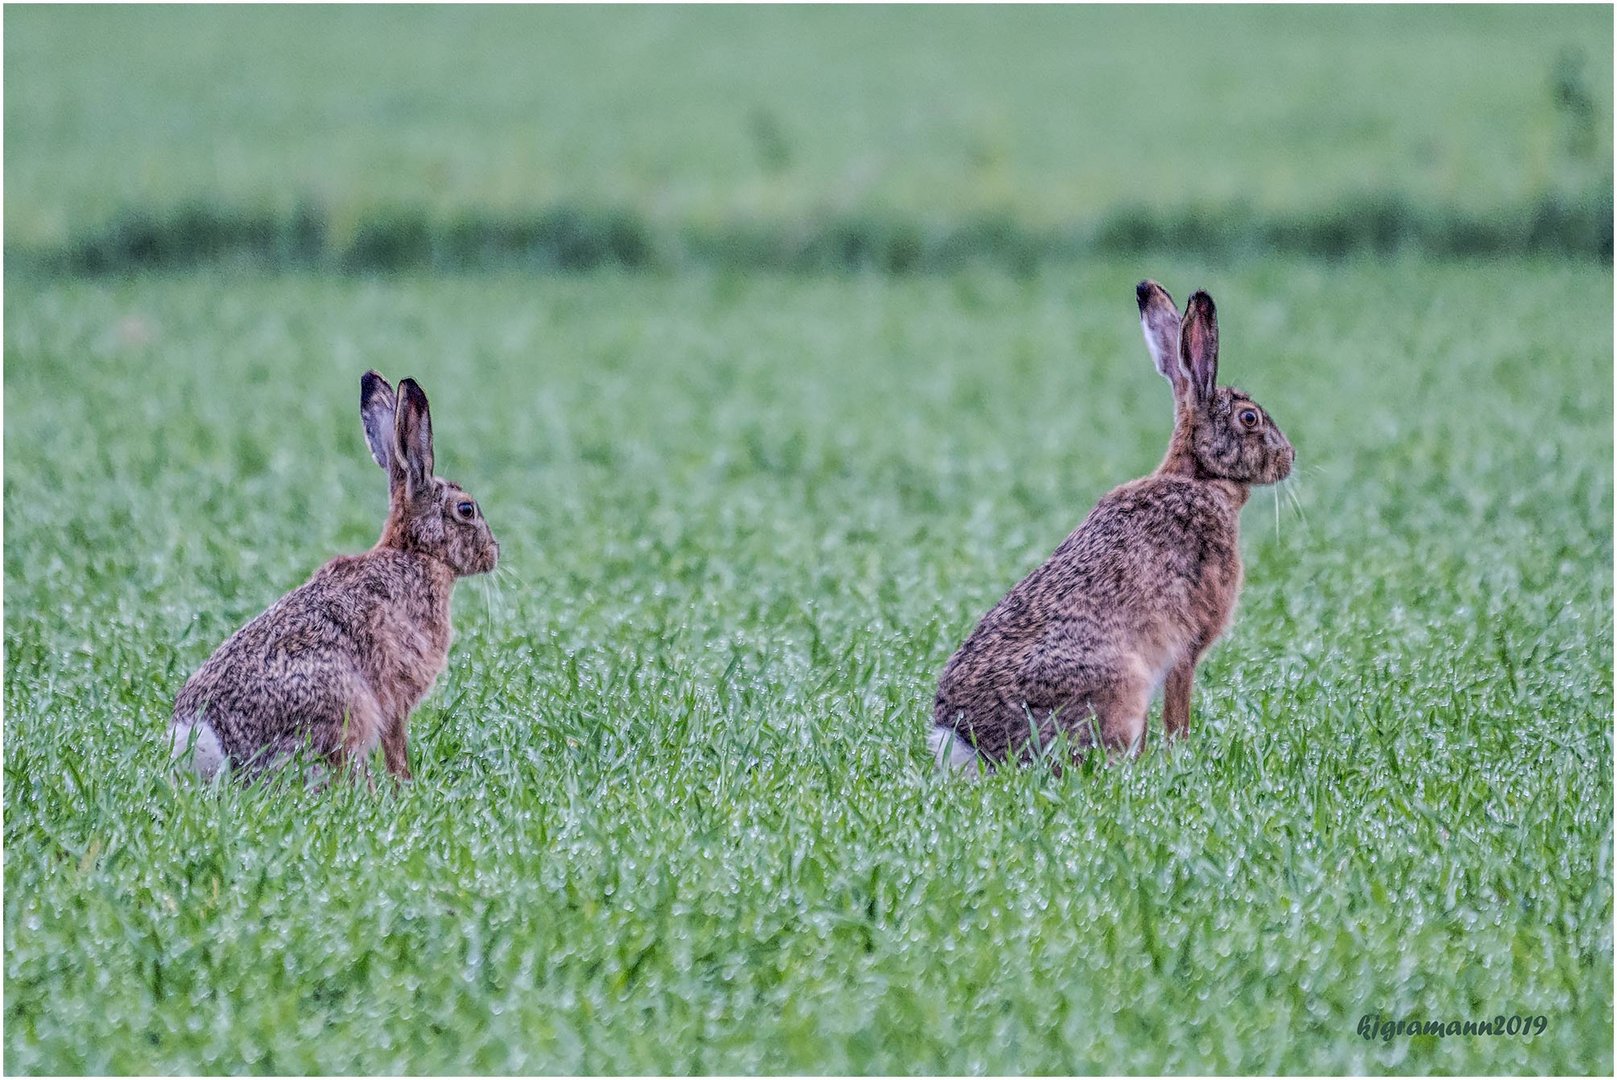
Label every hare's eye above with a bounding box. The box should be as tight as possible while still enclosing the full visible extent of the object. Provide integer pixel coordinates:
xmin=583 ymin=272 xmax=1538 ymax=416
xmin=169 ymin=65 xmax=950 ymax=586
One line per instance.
xmin=1239 ymin=408 xmax=1260 ymax=429
xmin=455 ymin=500 xmax=476 ymax=519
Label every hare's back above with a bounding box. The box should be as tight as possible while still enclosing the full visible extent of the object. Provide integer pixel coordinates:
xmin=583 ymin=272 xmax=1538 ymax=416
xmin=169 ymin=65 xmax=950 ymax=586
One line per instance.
xmin=172 ymin=572 xmax=373 ymax=760
xmin=1059 ymin=475 xmax=1241 ymax=598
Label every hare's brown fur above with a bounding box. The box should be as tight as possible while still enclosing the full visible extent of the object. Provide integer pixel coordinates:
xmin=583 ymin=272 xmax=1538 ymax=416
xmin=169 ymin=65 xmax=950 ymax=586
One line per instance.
xmin=170 ymin=373 xmax=497 ymax=781
xmin=933 ymin=282 xmax=1292 ymax=769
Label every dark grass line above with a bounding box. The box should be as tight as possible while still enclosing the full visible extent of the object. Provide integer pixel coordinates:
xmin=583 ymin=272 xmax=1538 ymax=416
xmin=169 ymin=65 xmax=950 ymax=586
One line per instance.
xmin=10 ymin=190 xmax=1612 ymax=276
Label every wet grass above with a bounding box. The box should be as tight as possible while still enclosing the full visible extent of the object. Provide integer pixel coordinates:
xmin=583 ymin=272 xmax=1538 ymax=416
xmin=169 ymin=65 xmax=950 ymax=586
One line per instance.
xmin=3 ymin=259 xmax=1611 ymax=1073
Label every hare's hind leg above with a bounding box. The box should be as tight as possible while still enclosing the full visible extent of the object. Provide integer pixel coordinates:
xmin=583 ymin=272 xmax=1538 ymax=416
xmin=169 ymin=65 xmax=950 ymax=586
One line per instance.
xmin=1085 ymin=672 xmax=1152 ymax=758
xmin=333 ymin=687 xmax=387 ymax=776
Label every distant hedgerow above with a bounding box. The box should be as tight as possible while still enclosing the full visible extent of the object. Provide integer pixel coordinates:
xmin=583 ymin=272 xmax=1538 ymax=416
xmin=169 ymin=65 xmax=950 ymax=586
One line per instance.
xmin=11 ymin=187 xmax=1612 ymax=276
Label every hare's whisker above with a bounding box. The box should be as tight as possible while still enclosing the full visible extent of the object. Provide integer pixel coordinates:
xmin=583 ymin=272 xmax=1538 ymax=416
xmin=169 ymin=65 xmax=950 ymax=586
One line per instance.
xmin=1282 ymin=477 xmax=1309 ymax=529
xmin=493 ymin=570 xmax=511 ymax=620
xmin=493 ymin=566 xmax=518 ymax=616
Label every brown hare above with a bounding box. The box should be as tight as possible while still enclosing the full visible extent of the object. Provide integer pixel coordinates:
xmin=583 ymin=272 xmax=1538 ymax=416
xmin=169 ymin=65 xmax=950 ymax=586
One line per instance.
xmin=931 ymin=281 xmax=1292 ymax=774
xmin=168 ymin=372 xmax=498 ymax=783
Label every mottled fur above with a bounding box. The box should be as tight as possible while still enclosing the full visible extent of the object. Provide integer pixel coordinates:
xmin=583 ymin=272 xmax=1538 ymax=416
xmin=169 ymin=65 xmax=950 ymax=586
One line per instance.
xmin=933 ymin=281 xmax=1293 ymax=770
xmin=169 ymin=372 xmax=497 ymax=781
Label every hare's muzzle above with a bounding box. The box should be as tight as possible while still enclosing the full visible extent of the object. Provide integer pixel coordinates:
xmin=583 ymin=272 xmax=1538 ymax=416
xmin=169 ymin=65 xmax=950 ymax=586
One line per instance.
xmin=1272 ymin=444 xmax=1295 ymax=483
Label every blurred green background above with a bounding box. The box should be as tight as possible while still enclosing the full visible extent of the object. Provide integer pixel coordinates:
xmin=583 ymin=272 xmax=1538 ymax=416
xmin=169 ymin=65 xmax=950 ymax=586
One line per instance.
xmin=5 ymin=4 xmax=1611 ymax=260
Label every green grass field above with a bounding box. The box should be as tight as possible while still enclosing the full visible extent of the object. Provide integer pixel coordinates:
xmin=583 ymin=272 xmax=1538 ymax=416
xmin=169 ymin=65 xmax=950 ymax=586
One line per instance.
xmin=5 ymin=261 xmax=1611 ymax=1073
xmin=4 ymin=3 xmax=1613 ymax=1076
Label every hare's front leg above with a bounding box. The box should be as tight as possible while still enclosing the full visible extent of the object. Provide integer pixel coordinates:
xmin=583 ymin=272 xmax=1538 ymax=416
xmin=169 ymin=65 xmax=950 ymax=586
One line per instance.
xmin=1164 ymin=629 xmax=1221 ymax=743
xmin=1162 ymin=660 xmax=1196 ymax=742
xmin=381 ymin=717 xmax=413 ymax=781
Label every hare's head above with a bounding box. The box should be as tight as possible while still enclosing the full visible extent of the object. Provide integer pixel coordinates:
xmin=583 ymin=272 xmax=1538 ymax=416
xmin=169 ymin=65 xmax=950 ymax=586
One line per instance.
xmin=362 ymin=372 xmax=499 ymax=576
xmin=1137 ymin=281 xmax=1293 ymax=486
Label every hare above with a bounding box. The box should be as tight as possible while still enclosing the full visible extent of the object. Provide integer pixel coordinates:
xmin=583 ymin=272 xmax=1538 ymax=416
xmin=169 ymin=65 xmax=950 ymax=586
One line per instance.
xmin=168 ymin=371 xmax=498 ymax=783
xmin=931 ymin=281 xmax=1292 ymax=773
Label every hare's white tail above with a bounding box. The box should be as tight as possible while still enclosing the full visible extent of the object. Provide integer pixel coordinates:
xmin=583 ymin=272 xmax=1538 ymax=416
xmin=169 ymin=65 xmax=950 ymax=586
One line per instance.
xmin=929 ymin=724 xmax=983 ymax=778
xmin=167 ymin=719 xmax=226 ymax=780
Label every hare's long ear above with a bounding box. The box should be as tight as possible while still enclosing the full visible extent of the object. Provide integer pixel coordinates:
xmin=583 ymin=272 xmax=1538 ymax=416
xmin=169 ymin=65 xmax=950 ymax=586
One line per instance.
xmin=1136 ymin=280 xmax=1185 ymax=400
xmin=360 ymin=371 xmax=397 ymax=471
xmin=393 ymin=378 xmax=435 ymax=500
xmin=1179 ymin=290 xmax=1219 ymax=403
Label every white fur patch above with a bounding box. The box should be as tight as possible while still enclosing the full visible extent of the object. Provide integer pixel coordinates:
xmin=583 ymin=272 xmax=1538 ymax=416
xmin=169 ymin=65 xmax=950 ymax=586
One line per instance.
xmin=928 ymin=724 xmax=982 ymax=778
xmin=167 ymin=720 xmax=226 ymax=781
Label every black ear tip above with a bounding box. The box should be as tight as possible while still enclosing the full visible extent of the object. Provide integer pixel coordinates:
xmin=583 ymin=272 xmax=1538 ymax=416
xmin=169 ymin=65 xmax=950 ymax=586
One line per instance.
xmin=363 ymin=370 xmax=401 ymax=405
xmin=1137 ymin=279 xmax=1179 ymax=315
xmin=1188 ymin=289 xmax=1216 ymax=312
